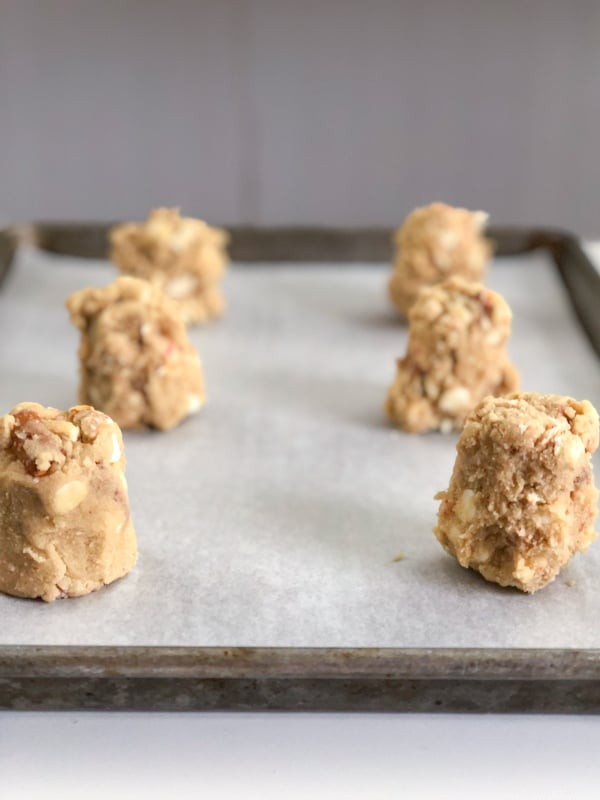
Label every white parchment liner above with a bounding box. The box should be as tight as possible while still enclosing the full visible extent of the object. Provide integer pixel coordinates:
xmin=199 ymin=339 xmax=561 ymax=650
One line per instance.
xmin=0 ymin=248 xmax=598 ymax=647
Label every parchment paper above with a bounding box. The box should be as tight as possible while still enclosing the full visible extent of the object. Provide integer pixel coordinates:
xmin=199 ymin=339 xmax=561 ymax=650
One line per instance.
xmin=0 ymin=248 xmax=599 ymax=648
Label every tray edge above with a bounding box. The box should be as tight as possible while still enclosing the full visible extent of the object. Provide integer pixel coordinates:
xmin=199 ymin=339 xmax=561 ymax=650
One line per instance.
xmin=2 ymin=646 xmax=600 ymax=712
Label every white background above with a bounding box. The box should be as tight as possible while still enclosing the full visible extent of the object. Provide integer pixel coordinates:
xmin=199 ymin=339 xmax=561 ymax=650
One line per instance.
xmin=1 ymin=711 xmax=599 ymax=798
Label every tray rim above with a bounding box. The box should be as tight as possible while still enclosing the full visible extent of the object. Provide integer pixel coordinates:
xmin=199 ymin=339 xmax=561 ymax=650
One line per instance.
xmin=1 ymin=222 xmax=599 ymax=712
xmin=3 ymin=645 xmax=600 ymax=712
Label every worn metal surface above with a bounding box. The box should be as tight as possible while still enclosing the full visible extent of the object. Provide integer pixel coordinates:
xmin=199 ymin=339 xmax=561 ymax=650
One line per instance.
xmin=2 ymin=220 xmax=590 ymax=262
xmin=0 ymin=223 xmax=599 ymax=712
xmin=1 ymin=646 xmax=600 ymax=712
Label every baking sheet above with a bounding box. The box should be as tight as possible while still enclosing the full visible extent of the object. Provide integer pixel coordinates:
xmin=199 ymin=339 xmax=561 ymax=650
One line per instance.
xmin=0 ymin=248 xmax=599 ymax=649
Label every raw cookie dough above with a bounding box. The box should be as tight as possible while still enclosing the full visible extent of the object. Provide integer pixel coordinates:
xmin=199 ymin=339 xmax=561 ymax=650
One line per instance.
xmin=0 ymin=403 xmax=137 ymax=602
xmin=386 ymin=277 xmax=519 ymax=433
xmin=389 ymin=202 xmax=491 ymax=315
xmin=67 ymin=276 xmax=205 ymax=431
xmin=110 ymin=207 xmax=229 ymax=325
xmin=435 ymin=393 xmax=599 ymax=593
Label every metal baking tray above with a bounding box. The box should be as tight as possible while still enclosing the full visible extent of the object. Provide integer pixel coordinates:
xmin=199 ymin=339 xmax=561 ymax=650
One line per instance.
xmin=0 ymin=223 xmax=599 ymax=713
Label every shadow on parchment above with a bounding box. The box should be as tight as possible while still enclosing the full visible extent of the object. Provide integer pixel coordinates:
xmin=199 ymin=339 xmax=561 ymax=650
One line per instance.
xmin=345 ymin=307 xmax=407 ymax=331
xmin=253 ymin=478 xmax=541 ymax=600
xmin=248 ymin=483 xmax=524 ymax=605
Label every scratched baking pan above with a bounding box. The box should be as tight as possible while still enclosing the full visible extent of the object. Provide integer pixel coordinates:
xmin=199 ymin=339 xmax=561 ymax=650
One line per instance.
xmin=0 ymin=223 xmax=599 ymax=712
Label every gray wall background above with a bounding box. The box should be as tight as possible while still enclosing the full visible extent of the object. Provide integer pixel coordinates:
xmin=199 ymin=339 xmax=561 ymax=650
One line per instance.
xmin=2 ymin=0 xmax=600 ymax=235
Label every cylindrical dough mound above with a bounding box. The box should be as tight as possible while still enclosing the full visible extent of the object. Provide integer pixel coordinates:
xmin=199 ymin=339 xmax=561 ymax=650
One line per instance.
xmin=67 ymin=276 xmax=206 ymax=431
xmin=386 ymin=277 xmax=519 ymax=433
xmin=110 ymin=207 xmax=229 ymax=325
xmin=389 ymin=202 xmax=492 ymax=315
xmin=0 ymin=403 xmax=137 ymax=602
xmin=435 ymin=393 xmax=599 ymax=593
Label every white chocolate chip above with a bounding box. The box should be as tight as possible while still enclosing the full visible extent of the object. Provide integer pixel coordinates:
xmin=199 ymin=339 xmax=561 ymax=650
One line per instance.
xmin=22 ymin=546 xmax=45 ymax=564
xmin=456 ymin=488 xmax=477 ymax=522
xmin=563 ymin=436 xmax=585 ymax=465
xmin=439 ymin=419 xmax=454 ymax=434
xmin=526 ymin=491 xmax=544 ymax=504
xmin=51 ymin=480 xmax=88 ymax=515
xmin=438 ymin=386 xmax=472 ymax=416
xmin=165 ymin=273 xmax=198 ymax=300
xmin=473 ymin=540 xmax=494 ymax=563
xmin=68 ymin=425 xmax=80 ymax=442
xmin=110 ymin=433 xmax=122 ymax=463
xmin=485 ymin=330 xmax=503 ymax=346
xmin=445 ymin=523 xmax=463 ymax=546
xmin=187 ymin=394 xmax=203 ymax=414
xmin=439 ymin=230 xmax=458 ymax=250
xmin=473 ymin=210 xmax=489 ymax=231
xmin=514 ymin=558 xmax=535 ymax=583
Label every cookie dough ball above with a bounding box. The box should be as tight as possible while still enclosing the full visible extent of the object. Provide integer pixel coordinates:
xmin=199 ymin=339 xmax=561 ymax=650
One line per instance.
xmin=67 ymin=276 xmax=205 ymax=431
xmin=389 ymin=202 xmax=491 ymax=315
xmin=110 ymin=208 xmax=229 ymax=325
xmin=0 ymin=403 xmax=137 ymax=602
xmin=435 ymin=393 xmax=599 ymax=593
xmin=386 ymin=277 xmax=519 ymax=433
